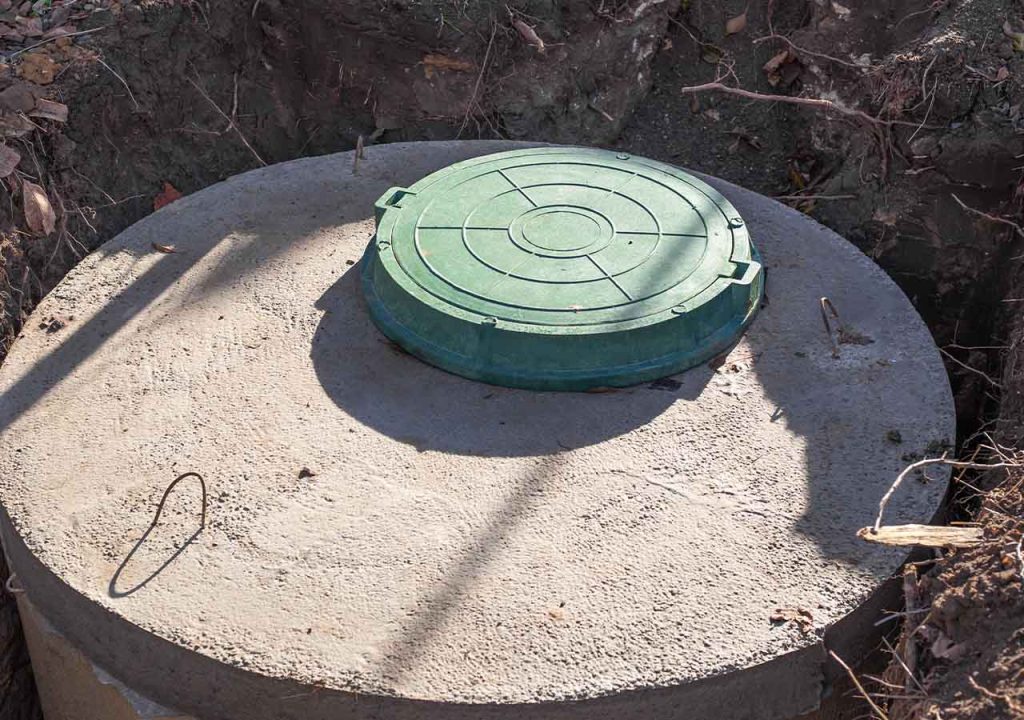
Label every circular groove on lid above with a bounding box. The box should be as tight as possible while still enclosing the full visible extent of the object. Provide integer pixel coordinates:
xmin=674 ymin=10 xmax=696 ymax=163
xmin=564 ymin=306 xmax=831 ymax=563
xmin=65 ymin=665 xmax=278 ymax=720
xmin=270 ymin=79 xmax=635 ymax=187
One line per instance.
xmin=362 ymin=147 xmax=764 ymax=390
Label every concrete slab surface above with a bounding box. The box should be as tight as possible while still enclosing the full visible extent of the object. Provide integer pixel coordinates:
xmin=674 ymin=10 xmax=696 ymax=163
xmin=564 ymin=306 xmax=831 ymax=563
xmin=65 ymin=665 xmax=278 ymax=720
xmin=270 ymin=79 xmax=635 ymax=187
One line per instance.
xmin=0 ymin=141 xmax=954 ymax=719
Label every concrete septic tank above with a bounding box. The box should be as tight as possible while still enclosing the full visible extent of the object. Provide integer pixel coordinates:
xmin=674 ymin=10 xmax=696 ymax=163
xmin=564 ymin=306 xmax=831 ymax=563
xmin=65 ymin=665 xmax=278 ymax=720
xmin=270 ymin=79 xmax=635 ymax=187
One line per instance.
xmin=0 ymin=141 xmax=953 ymax=720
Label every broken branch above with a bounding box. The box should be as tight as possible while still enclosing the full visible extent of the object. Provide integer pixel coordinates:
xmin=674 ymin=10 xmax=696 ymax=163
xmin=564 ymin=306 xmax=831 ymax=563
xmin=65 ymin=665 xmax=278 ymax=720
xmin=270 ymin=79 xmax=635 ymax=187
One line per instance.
xmin=874 ymin=457 xmax=1022 ymax=532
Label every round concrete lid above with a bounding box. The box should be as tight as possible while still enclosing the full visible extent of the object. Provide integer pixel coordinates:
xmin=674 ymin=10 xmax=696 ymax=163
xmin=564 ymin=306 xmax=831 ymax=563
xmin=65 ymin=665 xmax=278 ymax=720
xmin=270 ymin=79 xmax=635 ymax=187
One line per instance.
xmin=363 ymin=148 xmax=763 ymax=390
xmin=0 ymin=143 xmax=954 ymax=720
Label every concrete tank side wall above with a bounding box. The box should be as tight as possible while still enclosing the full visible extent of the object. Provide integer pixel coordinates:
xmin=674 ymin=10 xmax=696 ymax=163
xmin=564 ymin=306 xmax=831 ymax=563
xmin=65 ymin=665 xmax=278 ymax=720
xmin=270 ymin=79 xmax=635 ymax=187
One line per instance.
xmin=1 ymin=507 xmax=826 ymax=720
xmin=15 ymin=593 xmax=194 ymax=720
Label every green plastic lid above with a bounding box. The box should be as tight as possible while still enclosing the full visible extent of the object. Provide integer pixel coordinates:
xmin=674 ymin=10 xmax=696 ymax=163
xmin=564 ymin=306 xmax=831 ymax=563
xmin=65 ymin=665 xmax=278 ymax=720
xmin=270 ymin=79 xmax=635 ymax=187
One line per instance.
xmin=361 ymin=147 xmax=763 ymax=391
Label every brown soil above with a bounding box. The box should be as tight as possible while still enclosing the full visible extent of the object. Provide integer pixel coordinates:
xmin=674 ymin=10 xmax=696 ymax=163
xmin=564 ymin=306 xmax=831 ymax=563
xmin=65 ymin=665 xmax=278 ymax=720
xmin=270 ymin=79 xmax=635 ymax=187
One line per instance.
xmin=1 ymin=1 xmax=1024 ymax=719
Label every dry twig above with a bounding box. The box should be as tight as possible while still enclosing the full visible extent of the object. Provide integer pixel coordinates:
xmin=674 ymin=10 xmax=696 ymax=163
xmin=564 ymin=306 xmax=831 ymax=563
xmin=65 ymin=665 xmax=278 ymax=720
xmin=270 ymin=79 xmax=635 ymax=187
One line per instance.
xmin=458 ymin=23 xmax=497 ymax=139
xmin=939 ymin=347 xmax=1002 ymax=388
xmin=7 ymin=25 xmax=110 ymax=59
xmin=188 ymin=77 xmax=266 ymax=166
xmin=951 ymin=193 xmax=1024 ymax=239
xmin=681 ymin=82 xmax=893 ymax=128
xmin=775 ymin=194 xmax=856 ymax=201
xmin=819 ymin=297 xmax=841 ymax=358
xmin=829 ymin=650 xmax=890 ymax=720
xmin=753 ymin=34 xmax=875 ymax=70
xmin=874 ymin=457 xmax=1022 ymax=532
xmin=97 ymin=58 xmax=141 ymax=111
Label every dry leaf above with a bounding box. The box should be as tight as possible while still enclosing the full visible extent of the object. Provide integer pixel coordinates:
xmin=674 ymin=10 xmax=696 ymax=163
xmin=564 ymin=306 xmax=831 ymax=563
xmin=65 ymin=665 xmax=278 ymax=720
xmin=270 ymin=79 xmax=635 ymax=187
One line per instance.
xmin=29 ymin=98 xmax=68 ymax=122
xmin=0 ymin=143 xmax=21 ymax=177
xmin=787 ymin=164 xmax=806 ymax=190
xmin=0 ymin=112 xmax=35 ymax=138
xmin=725 ymin=11 xmax=747 ymax=35
xmin=700 ymin=43 xmax=724 ymax=64
xmin=771 ymin=607 xmax=814 ymax=633
xmin=930 ymin=632 xmax=967 ymax=660
xmin=512 ymin=18 xmax=545 ymax=53
xmin=151 ymin=242 xmax=177 ymax=254
xmin=997 ymin=65 xmax=1010 ymax=81
xmin=153 ymin=181 xmax=183 ymax=210
xmin=14 ymin=15 xmax=43 ymax=37
xmin=0 ymin=24 xmax=24 ymax=41
xmin=1005 ymin=21 xmax=1024 ymax=52
xmin=763 ymin=49 xmax=791 ymax=75
xmin=0 ymin=83 xmax=37 ymax=113
xmin=831 ymin=1 xmax=851 ymax=19
xmin=41 ymin=24 xmax=73 ymax=39
xmin=22 ymin=180 xmax=55 ymax=235
xmin=17 ymin=52 xmax=60 ymax=85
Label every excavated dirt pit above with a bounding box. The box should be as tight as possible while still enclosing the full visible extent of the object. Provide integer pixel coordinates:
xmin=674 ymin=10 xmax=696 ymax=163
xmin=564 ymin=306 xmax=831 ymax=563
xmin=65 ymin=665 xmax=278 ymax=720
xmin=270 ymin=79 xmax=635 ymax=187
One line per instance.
xmin=0 ymin=1 xmax=1023 ymax=719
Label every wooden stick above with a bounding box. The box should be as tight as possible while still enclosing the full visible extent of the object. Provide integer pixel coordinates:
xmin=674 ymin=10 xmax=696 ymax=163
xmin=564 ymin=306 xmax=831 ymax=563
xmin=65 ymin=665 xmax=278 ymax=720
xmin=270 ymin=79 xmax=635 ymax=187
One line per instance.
xmin=857 ymin=523 xmax=984 ymax=548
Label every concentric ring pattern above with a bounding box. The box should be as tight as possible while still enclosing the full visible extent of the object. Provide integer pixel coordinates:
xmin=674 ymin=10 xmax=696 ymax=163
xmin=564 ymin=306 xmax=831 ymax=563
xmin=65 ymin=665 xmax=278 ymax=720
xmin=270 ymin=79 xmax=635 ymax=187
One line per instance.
xmin=362 ymin=147 xmax=764 ymax=390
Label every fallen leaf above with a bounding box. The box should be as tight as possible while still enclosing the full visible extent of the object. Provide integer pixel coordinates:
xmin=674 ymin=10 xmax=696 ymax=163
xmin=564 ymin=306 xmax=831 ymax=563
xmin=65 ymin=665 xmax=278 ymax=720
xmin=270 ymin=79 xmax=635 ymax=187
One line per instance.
xmin=22 ymin=180 xmax=55 ymax=235
xmin=0 ymin=23 xmax=24 ymax=41
xmin=14 ymin=15 xmax=42 ymax=37
xmin=512 ymin=18 xmax=545 ymax=53
xmin=46 ymin=4 xmax=71 ymax=28
xmin=153 ymin=181 xmax=183 ymax=210
xmin=150 ymin=242 xmax=177 ymax=254
xmin=42 ymin=22 xmax=74 ymax=40
xmin=930 ymin=632 xmax=967 ymax=660
xmin=728 ymin=127 xmax=763 ymax=150
xmin=17 ymin=52 xmax=60 ymax=85
xmin=831 ymin=1 xmax=851 ymax=19
xmin=771 ymin=607 xmax=814 ymax=633
xmin=725 ymin=11 xmax=747 ymax=35
xmin=1004 ymin=21 xmax=1024 ymax=52
xmin=0 ymin=143 xmax=21 ymax=177
xmin=0 ymin=111 xmax=35 ymax=138
xmin=763 ymin=49 xmax=791 ymax=75
xmin=787 ymin=164 xmax=806 ymax=190
xmin=29 ymin=98 xmax=67 ymax=122
xmin=997 ymin=65 xmax=1010 ymax=81
xmin=0 ymin=83 xmax=38 ymax=113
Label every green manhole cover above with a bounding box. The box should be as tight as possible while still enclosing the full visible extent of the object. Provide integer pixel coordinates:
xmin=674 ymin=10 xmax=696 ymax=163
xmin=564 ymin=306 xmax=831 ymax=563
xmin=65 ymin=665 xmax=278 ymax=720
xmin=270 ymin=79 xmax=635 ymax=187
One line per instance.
xmin=361 ymin=147 xmax=764 ymax=391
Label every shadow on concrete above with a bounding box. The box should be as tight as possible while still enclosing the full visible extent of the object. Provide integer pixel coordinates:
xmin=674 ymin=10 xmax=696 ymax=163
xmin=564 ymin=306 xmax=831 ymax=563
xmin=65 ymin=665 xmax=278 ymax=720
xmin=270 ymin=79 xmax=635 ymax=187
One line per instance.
xmin=376 ymin=455 xmax=562 ymax=684
xmin=108 ymin=473 xmax=207 ymax=598
xmin=0 ymin=145 xmax=951 ymax=701
xmin=309 ymin=267 xmax=711 ymax=457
